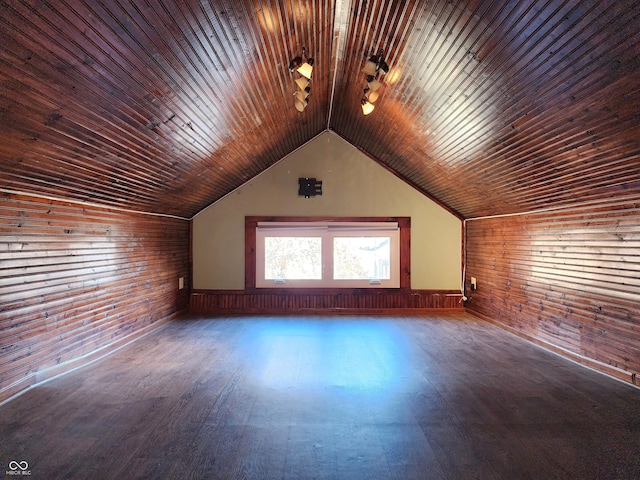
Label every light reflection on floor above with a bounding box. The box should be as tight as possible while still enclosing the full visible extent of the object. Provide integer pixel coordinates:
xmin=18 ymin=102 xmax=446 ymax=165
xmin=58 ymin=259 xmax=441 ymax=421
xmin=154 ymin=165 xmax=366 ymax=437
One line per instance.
xmin=244 ymin=318 xmax=412 ymax=390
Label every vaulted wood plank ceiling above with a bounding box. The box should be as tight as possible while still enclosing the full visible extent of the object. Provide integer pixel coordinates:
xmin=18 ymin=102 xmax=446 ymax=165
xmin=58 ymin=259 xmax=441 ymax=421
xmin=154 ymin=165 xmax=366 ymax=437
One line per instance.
xmin=1 ymin=0 xmax=639 ymax=219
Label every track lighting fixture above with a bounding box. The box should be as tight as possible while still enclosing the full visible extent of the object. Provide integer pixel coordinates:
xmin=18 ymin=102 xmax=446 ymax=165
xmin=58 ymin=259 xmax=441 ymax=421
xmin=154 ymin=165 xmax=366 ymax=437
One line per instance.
xmin=289 ymin=47 xmax=314 ymax=112
xmin=360 ymin=51 xmax=390 ymax=115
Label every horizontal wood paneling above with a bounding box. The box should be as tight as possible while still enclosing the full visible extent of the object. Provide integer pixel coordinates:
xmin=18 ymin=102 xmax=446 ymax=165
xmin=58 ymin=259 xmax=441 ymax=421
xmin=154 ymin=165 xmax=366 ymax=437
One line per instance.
xmin=0 ymin=193 xmax=191 ymax=402
xmin=190 ymin=289 xmax=464 ymax=314
xmin=464 ymin=200 xmax=640 ymax=385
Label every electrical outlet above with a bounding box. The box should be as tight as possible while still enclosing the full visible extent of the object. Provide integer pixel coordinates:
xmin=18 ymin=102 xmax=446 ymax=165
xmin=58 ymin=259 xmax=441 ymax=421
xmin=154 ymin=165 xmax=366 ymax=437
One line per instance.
xmin=179 ymin=277 xmax=185 ymax=290
xmin=470 ymin=277 xmax=477 ymax=291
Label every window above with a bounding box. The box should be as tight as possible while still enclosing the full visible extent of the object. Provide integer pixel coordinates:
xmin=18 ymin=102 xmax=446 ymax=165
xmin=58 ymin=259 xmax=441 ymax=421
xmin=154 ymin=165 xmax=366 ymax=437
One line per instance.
xmin=251 ymin=219 xmax=407 ymax=289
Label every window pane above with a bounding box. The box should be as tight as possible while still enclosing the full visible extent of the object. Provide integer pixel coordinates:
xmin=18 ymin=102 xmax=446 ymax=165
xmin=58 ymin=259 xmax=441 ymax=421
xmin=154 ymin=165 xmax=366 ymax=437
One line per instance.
xmin=264 ymin=237 xmax=322 ymax=280
xmin=333 ymin=237 xmax=391 ymax=280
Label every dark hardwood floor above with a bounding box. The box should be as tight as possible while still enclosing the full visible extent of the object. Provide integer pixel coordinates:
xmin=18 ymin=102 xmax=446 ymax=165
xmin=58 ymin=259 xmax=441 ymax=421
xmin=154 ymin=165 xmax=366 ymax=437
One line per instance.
xmin=1 ymin=314 xmax=639 ymax=479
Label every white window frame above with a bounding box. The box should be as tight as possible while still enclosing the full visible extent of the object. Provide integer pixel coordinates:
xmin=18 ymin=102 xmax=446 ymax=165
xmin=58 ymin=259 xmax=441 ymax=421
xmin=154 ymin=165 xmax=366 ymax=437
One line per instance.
xmin=255 ymin=221 xmax=400 ymax=288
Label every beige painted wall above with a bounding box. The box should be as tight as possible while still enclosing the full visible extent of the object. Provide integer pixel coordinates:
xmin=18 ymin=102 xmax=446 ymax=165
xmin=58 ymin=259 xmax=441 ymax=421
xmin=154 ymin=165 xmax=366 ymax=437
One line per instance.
xmin=192 ymin=131 xmax=461 ymax=290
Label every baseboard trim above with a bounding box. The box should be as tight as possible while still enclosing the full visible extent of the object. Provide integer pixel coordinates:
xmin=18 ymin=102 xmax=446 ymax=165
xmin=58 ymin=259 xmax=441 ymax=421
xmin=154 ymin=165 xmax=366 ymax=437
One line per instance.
xmin=0 ymin=310 xmax=185 ymax=406
xmin=189 ymin=307 xmax=465 ymax=315
xmin=466 ymin=309 xmax=638 ymax=387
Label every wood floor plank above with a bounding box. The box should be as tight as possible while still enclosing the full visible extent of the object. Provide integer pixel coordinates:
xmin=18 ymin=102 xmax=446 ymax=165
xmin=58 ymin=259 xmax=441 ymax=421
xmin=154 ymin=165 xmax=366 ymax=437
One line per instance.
xmin=0 ymin=313 xmax=639 ymax=479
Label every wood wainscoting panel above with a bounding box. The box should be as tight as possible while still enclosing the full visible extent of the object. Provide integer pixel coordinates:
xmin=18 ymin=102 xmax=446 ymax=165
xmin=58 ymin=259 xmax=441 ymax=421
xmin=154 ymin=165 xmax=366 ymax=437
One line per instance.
xmin=190 ymin=289 xmax=464 ymax=314
xmin=0 ymin=193 xmax=191 ymax=403
xmin=464 ymin=200 xmax=640 ymax=385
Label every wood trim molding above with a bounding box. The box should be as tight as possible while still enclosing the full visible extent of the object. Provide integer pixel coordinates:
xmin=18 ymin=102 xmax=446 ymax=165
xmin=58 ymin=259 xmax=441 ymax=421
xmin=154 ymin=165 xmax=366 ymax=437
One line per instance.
xmin=0 ymin=310 xmax=185 ymax=406
xmin=466 ymin=310 xmax=638 ymax=387
xmin=245 ymin=216 xmax=411 ymax=291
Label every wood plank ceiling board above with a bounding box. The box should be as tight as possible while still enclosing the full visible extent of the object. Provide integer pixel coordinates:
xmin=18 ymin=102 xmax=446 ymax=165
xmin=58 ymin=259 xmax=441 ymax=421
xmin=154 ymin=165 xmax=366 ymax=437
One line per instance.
xmin=331 ymin=0 xmax=640 ymax=218
xmin=0 ymin=0 xmax=333 ymax=218
xmin=1 ymin=0 xmax=639 ymax=219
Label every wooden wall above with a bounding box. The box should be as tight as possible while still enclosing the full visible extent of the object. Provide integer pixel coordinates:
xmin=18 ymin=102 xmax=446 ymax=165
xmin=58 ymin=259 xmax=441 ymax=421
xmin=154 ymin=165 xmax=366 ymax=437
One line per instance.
xmin=192 ymin=214 xmax=463 ymax=313
xmin=0 ymin=193 xmax=191 ymax=403
xmin=465 ymin=200 xmax=639 ymax=385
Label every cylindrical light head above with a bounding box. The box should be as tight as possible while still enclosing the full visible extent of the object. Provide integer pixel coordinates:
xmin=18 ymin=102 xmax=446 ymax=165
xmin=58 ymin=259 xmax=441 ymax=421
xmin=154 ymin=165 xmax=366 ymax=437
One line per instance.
xmin=295 ymin=99 xmax=307 ymax=112
xmin=362 ymin=60 xmax=377 ymax=76
xmin=361 ymin=99 xmax=375 ymax=115
xmin=295 ymin=77 xmax=309 ymax=90
xmin=386 ymin=67 xmax=401 ymax=85
xmin=297 ymin=62 xmax=313 ymax=79
xmin=294 ymin=90 xmax=309 ymax=102
xmin=368 ymin=78 xmax=382 ymax=91
xmin=367 ymin=90 xmax=380 ymax=103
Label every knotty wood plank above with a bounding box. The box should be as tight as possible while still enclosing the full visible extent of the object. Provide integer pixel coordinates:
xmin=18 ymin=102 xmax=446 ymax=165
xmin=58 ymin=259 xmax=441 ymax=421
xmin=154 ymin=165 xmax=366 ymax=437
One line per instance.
xmin=465 ymin=201 xmax=640 ymax=383
xmin=0 ymin=193 xmax=190 ymax=401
